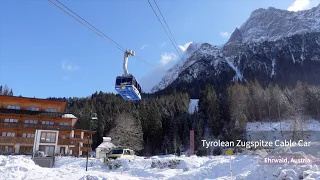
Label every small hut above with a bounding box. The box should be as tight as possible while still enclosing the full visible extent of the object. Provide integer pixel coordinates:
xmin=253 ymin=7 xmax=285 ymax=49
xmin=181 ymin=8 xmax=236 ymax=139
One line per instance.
xmin=95 ymin=137 xmax=116 ymax=159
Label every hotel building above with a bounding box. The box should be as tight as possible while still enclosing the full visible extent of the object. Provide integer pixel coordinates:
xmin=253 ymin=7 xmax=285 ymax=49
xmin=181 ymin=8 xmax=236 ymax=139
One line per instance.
xmin=0 ymin=95 xmax=94 ymax=157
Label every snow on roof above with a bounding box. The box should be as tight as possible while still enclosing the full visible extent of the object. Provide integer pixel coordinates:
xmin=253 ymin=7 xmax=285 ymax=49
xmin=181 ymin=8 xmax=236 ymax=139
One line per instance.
xmin=97 ymin=142 xmax=116 ymax=150
xmin=103 ymin=137 xmax=111 ymax=142
xmin=97 ymin=137 xmax=116 ymax=150
xmin=62 ymin=114 xmax=77 ymax=118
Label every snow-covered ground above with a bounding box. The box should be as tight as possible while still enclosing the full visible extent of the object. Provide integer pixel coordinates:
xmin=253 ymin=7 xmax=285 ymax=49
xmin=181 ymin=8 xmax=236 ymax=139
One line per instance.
xmin=0 ymin=151 xmax=319 ymax=180
xmin=189 ymin=99 xmax=199 ymax=114
xmin=0 ymin=120 xmax=319 ymax=180
xmin=246 ymin=120 xmax=320 ymax=144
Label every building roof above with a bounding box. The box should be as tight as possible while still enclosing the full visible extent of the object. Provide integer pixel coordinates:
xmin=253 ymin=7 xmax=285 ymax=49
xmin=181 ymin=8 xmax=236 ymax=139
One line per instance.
xmin=0 ymin=95 xmax=67 ymax=102
xmin=0 ymin=108 xmax=75 ymax=119
xmin=0 ymin=95 xmax=68 ymax=111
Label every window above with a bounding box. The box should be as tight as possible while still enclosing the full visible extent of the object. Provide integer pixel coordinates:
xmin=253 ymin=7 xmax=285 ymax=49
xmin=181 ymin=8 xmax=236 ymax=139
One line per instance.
xmin=40 ymin=132 xmax=56 ymax=143
xmin=59 ymin=122 xmax=70 ymax=126
xmin=22 ymin=133 xmax=34 ymax=138
xmin=45 ymin=108 xmax=57 ymax=112
xmin=110 ymin=150 xmax=123 ymax=154
xmin=60 ymin=147 xmax=65 ymax=154
xmin=42 ymin=121 xmax=54 ymax=125
xmin=7 ymin=105 xmax=20 ymax=110
xmin=26 ymin=106 xmax=40 ymax=111
xmin=0 ymin=146 xmax=13 ymax=153
xmin=20 ymin=146 xmax=33 ymax=154
xmin=116 ymin=78 xmax=121 ymax=86
xmin=24 ymin=120 xmax=38 ymax=124
xmin=74 ymin=135 xmax=81 ymax=138
xmin=1 ymin=132 xmax=15 ymax=137
xmin=61 ymin=135 xmax=66 ymax=139
xmin=39 ymin=145 xmax=55 ymax=156
xmin=4 ymin=118 xmax=18 ymax=123
xmin=83 ymin=144 xmax=90 ymax=147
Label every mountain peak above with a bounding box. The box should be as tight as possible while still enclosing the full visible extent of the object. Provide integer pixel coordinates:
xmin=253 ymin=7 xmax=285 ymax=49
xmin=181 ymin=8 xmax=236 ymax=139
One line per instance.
xmin=225 ymin=28 xmax=243 ymax=46
xmin=237 ymin=5 xmax=320 ymax=43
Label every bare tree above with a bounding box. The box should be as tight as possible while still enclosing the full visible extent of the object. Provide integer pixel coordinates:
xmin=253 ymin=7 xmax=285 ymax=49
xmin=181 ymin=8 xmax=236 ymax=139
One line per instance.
xmin=108 ymin=113 xmax=144 ymax=152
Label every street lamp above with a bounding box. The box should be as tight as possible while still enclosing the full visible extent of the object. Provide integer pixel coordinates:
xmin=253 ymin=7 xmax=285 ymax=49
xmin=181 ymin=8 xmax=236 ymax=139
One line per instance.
xmin=86 ymin=111 xmax=97 ymax=171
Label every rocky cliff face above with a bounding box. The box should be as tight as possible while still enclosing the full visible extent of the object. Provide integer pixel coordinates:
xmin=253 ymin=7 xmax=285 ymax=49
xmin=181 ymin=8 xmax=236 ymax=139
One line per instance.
xmin=152 ymin=4 xmax=320 ymax=97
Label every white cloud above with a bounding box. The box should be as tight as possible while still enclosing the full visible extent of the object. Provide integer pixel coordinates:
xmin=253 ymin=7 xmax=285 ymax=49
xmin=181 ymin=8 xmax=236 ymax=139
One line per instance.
xmin=139 ymin=66 xmax=167 ymax=93
xmin=220 ymin=32 xmax=230 ymax=38
xmin=288 ymin=0 xmax=310 ymax=11
xmin=287 ymin=0 xmax=319 ymax=11
xmin=178 ymin=42 xmax=193 ymax=52
xmin=160 ymin=52 xmax=177 ymax=65
xmin=62 ymin=61 xmax=79 ymax=71
xmin=140 ymin=42 xmax=196 ymax=92
xmin=140 ymin=44 xmax=148 ymax=50
xmin=161 ymin=42 xmax=167 ymax=47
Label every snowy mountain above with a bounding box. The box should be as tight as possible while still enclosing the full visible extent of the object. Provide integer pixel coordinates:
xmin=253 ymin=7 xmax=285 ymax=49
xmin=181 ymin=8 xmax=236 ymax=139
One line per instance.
xmin=151 ymin=42 xmax=202 ymax=93
xmin=152 ymin=4 xmax=320 ymax=96
xmin=238 ymin=5 xmax=320 ymax=44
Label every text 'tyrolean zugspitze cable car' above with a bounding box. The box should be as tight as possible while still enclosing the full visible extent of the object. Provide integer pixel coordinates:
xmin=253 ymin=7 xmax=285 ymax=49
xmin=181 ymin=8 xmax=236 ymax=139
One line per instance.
xmin=115 ymin=50 xmax=142 ymax=100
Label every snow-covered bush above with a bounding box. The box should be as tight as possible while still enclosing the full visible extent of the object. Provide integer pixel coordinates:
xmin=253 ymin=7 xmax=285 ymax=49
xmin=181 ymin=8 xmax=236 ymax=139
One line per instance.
xmin=103 ymin=158 xmax=122 ymax=170
xmin=150 ymin=159 xmax=181 ymax=169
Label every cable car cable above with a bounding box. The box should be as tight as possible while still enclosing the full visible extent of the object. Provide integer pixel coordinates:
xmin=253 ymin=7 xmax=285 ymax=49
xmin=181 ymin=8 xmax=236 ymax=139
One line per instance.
xmin=49 ymin=0 xmax=179 ymax=71
xmin=49 ymin=0 xmax=158 ymax=69
xmin=153 ymin=0 xmax=181 ymax=56
xmin=147 ymin=0 xmax=184 ymax=60
xmin=49 ymin=0 xmax=126 ymax=52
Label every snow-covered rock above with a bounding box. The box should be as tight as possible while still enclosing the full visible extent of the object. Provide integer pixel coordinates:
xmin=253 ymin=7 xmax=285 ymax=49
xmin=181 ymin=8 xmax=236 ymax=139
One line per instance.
xmin=237 ymin=5 xmax=320 ymax=44
xmin=151 ymin=5 xmax=320 ymax=95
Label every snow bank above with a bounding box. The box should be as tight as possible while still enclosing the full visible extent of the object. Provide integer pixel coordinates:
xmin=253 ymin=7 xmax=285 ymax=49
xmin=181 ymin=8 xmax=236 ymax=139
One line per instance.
xmin=0 ymin=153 xmax=319 ymax=179
xmin=246 ymin=120 xmax=320 ymax=144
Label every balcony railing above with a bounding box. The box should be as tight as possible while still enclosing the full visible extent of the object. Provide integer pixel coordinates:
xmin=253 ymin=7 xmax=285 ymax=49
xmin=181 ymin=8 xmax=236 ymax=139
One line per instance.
xmin=57 ymin=138 xmax=92 ymax=145
xmin=80 ymin=146 xmax=92 ymax=152
xmin=0 ymin=122 xmax=72 ymax=130
xmin=0 ymin=136 xmax=34 ymax=144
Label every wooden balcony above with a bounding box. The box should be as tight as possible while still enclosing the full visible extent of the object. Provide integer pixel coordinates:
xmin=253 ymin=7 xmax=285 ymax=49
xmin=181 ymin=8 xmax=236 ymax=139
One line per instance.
xmin=0 ymin=136 xmax=34 ymax=144
xmin=0 ymin=122 xmax=72 ymax=131
xmin=80 ymin=146 xmax=92 ymax=152
xmin=57 ymin=138 xmax=92 ymax=145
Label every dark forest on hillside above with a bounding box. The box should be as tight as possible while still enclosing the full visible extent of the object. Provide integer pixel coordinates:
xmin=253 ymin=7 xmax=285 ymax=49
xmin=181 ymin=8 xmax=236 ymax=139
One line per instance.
xmin=3 ymin=81 xmax=320 ymax=156
xmin=51 ymin=81 xmax=320 ymax=156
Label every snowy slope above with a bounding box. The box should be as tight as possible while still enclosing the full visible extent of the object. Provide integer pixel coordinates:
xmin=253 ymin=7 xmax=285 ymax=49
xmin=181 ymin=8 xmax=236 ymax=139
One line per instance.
xmin=246 ymin=120 xmax=320 ymax=144
xmin=0 ymin=153 xmax=319 ymax=180
xmin=238 ymin=4 xmax=320 ymax=44
xmin=151 ymin=42 xmax=203 ymax=93
xmin=151 ymin=5 xmax=320 ymax=93
xmin=188 ymin=99 xmax=199 ymax=114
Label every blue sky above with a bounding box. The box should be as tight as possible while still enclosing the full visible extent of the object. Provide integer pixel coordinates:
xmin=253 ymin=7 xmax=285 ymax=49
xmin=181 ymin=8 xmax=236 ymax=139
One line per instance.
xmin=0 ymin=0 xmax=319 ymax=98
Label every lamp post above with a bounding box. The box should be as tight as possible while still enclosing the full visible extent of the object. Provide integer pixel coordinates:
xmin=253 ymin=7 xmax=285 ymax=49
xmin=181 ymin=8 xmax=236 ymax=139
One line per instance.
xmin=86 ymin=111 xmax=97 ymax=171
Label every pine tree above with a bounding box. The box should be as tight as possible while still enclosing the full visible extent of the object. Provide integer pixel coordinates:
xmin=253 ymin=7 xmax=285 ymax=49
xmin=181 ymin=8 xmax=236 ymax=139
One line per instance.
xmin=198 ymin=85 xmax=219 ymax=137
xmin=3 ymin=85 xmax=9 ymax=95
xmin=9 ymin=89 xmax=13 ymax=96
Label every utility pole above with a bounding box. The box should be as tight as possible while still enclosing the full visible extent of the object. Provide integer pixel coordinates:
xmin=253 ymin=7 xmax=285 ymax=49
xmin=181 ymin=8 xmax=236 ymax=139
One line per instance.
xmin=86 ymin=111 xmax=97 ymax=171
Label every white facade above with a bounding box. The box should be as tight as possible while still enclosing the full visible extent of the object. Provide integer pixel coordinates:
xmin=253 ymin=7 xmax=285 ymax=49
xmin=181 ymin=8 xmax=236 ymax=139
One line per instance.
xmin=33 ymin=129 xmax=59 ymax=156
xmin=96 ymin=137 xmax=115 ymax=159
xmin=32 ymin=129 xmax=88 ymax=156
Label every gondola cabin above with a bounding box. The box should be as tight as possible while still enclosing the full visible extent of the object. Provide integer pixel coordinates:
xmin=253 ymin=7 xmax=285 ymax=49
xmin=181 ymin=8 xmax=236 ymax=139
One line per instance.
xmin=115 ymin=75 xmax=141 ymax=100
